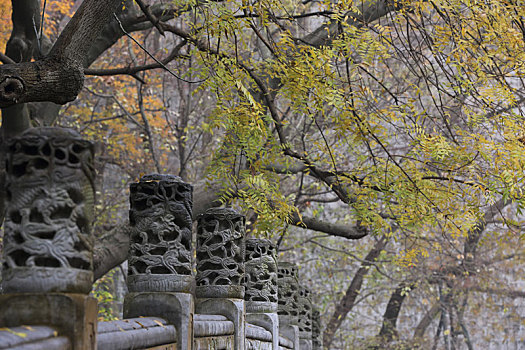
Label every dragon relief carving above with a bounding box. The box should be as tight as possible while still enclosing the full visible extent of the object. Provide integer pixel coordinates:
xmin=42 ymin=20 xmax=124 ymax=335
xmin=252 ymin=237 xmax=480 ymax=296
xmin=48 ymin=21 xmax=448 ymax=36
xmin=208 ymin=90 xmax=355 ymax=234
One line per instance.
xmin=244 ymin=239 xmax=278 ymax=306
xmin=128 ymin=174 xmax=193 ymax=277
xmin=297 ymin=286 xmax=313 ymax=335
xmin=277 ymin=263 xmax=301 ymax=318
xmin=2 ymin=127 xmax=95 ymax=293
xmin=196 ymin=208 xmax=245 ymax=287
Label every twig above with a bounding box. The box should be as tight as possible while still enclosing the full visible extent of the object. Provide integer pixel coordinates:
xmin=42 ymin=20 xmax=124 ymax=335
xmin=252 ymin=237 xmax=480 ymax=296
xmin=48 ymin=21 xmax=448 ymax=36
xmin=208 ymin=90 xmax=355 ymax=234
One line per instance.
xmin=39 ymin=0 xmax=47 ymax=46
xmin=85 ymin=40 xmax=187 ymax=77
xmin=135 ymin=0 xmax=165 ymax=35
xmin=137 ymin=82 xmax=161 ymax=173
xmin=112 ymin=13 xmax=206 ymax=84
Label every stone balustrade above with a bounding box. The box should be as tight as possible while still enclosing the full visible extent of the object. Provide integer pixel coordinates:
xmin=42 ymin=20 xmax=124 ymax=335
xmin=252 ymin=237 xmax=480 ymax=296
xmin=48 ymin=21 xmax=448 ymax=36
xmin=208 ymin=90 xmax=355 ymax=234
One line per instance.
xmin=0 ymin=130 xmax=320 ymax=350
xmin=0 ymin=128 xmax=97 ymax=350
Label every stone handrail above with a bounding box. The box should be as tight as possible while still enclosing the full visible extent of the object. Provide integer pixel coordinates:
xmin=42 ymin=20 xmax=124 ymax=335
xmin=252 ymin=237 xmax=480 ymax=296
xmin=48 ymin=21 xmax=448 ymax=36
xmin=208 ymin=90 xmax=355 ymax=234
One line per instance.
xmin=0 ymin=325 xmax=71 ymax=350
xmin=97 ymin=317 xmax=176 ymax=349
xmin=0 ymin=128 xmax=322 ymax=350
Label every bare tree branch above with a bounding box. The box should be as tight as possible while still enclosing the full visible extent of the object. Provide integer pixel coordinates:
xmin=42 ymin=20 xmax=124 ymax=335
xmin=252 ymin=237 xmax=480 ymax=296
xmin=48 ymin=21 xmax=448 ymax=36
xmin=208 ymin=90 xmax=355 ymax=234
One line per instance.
xmin=84 ymin=43 xmax=186 ymax=77
xmin=413 ymin=302 xmax=441 ymax=341
xmin=323 ymin=236 xmax=388 ymax=347
xmin=378 ymin=281 xmax=416 ymax=342
xmin=290 ymin=211 xmax=368 ymax=239
xmin=135 ymin=0 xmax=165 ymax=35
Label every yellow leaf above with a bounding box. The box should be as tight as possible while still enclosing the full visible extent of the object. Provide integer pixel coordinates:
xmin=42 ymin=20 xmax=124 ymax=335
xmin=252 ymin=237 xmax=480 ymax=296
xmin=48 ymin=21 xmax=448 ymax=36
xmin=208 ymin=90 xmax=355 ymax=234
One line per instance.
xmin=0 ymin=328 xmax=27 ymax=338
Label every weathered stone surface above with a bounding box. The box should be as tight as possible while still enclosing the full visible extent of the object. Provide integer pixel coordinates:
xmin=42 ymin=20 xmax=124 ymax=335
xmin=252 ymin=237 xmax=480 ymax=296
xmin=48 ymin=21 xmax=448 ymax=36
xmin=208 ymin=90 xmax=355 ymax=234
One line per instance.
xmin=279 ymin=324 xmax=299 ymax=350
xmin=246 ymin=323 xmax=272 ymax=342
xmin=297 ymin=286 xmax=313 ymax=348
xmin=97 ymin=317 xmax=176 ymax=350
xmin=194 ymin=314 xmax=235 ymax=337
xmin=244 ymin=239 xmax=278 ymax=314
xmin=0 ymin=325 xmax=69 ymax=350
xmin=2 ymin=127 xmax=95 ymax=294
xmin=312 ymin=308 xmax=323 ymax=350
xmin=194 ymin=335 xmax=234 ymax=350
xmin=277 ymin=263 xmax=300 ymax=319
xmin=196 ymin=298 xmax=245 ymax=350
xmin=97 ymin=316 xmax=170 ymax=333
xmin=0 ymin=293 xmax=97 ymax=350
xmin=278 ymin=335 xmax=294 ymax=349
xmin=128 ymin=174 xmax=194 ymax=293
xmin=246 ymin=338 xmax=272 ymax=350
xmin=196 ymin=208 xmax=245 ymax=299
xmin=124 ymin=292 xmax=193 ymax=350
xmin=246 ymin=313 xmax=279 ymax=350
xmin=0 ymin=336 xmax=71 ymax=350
xmin=277 ymin=263 xmax=301 ymax=350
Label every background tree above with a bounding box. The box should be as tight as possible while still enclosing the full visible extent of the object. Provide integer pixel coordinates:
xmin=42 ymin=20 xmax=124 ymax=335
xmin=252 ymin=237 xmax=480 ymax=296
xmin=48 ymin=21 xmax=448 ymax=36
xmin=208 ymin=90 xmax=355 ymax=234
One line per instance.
xmin=1 ymin=0 xmax=525 ymax=348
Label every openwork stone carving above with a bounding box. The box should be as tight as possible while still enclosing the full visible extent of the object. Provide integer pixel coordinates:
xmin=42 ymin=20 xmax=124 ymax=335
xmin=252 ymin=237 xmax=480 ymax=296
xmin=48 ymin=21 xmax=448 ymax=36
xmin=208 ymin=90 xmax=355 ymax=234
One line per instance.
xmin=196 ymin=208 xmax=246 ymax=299
xmin=2 ymin=127 xmax=95 ymax=293
xmin=244 ymin=239 xmax=278 ymax=313
xmin=312 ymin=308 xmax=323 ymax=350
xmin=277 ymin=262 xmax=300 ymax=319
xmin=297 ymin=286 xmax=313 ymax=339
xmin=127 ymin=174 xmax=193 ymax=293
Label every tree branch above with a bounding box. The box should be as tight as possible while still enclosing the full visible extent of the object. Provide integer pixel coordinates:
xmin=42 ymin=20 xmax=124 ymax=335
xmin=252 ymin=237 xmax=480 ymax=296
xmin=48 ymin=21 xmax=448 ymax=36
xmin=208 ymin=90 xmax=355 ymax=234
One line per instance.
xmin=323 ymin=236 xmax=388 ymax=347
xmin=301 ymin=0 xmax=398 ymax=47
xmin=413 ymin=302 xmax=441 ymax=341
xmin=135 ymin=0 xmax=165 ymax=35
xmin=378 ymin=281 xmax=416 ymax=342
xmin=289 ymin=211 xmax=368 ymax=239
xmin=0 ymin=0 xmax=123 ymax=107
xmin=84 ymin=43 xmax=186 ymax=77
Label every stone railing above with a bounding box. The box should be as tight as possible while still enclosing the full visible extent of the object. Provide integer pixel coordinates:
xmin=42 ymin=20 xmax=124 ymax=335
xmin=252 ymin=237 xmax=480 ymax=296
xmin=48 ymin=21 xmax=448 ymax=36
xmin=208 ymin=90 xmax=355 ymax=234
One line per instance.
xmin=0 ymin=128 xmax=322 ymax=350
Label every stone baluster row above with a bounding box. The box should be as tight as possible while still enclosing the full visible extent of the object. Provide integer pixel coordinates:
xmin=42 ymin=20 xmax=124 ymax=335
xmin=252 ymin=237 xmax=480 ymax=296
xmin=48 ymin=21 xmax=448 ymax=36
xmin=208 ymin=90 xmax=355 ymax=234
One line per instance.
xmin=123 ymin=174 xmax=195 ymax=350
xmin=0 ymin=128 xmax=320 ymax=350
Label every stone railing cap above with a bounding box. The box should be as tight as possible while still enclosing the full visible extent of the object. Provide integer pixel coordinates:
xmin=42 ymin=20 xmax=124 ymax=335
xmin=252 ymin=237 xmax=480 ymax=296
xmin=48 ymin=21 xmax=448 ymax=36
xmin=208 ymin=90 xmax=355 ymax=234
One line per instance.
xmin=199 ymin=207 xmax=244 ymax=221
xmin=139 ymin=174 xmax=182 ymax=182
xmin=15 ymin=126 xmax=82 ymax=139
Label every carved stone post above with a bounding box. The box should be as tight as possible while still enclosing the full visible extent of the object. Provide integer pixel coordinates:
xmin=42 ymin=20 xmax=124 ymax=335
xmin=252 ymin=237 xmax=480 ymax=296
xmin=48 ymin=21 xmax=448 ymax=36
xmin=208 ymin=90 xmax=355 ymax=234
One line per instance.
xmin=312 ymin=308 xmax=323 ymax=350
xmin=244 ymin=238 xmax=279 ymax=350
xmin=195 ymin=208 xmax=246 ymax=350
xmin=0 ymin=127 xmax=98 ymax=349
xmin=297 ymin=286 xmax=313 ymax=350
xmin=277 ymin=262 xmax=301 ymax=349
xmin=123 ymin=174 xmax=194 ymax=350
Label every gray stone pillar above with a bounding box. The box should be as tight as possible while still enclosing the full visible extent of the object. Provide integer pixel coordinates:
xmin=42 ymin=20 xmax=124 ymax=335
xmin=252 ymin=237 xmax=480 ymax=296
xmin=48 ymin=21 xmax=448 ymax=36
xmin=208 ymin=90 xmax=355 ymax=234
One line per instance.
xmin=297 ymin=286 xmax=313 ymax=350
xmin=277 ymin=262 xmax=301 ymax=349
xmin=244 ymin=238 xmax=279 ymax=350
xmin=0 ymin=127 xmax=98 ymax=349
xmin=195 ymin=208 xmax=246 ymax=350
xmin=124 ymin=174 xmax=194 ymax=350
xmin=312 ymin=308 xmax=323 ymax=350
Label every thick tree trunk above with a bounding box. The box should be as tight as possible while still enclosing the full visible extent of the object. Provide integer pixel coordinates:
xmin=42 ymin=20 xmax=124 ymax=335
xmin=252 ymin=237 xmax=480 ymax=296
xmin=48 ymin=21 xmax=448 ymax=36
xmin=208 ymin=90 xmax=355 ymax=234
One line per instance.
xmin=0 ymin=0 xmax=122 ymax=109
xmin=378 ymin=282 xmax=415 ymax=343
xmin=0 ymin=58 xmax=83 ymax=107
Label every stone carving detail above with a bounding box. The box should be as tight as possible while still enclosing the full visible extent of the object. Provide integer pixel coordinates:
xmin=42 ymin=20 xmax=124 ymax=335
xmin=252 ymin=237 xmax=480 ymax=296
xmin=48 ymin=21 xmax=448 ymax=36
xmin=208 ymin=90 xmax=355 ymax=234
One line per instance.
xmin=312 ymin=308 xmax=323 ymax=350
xmin=2 ymin=127 xmax=95 ymax=294
xmin=196 ymin=208 xmax=245 ymax=298
xmin=244 ymin=238 xmax=278 ymax=313
xmin=277 ymin=262 xmax=301 ymax=319
xmin=128 ymin=174 xmax=193 ymax=292
xmin=297 ymin=286 xmax=313 ymax=337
